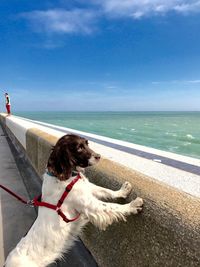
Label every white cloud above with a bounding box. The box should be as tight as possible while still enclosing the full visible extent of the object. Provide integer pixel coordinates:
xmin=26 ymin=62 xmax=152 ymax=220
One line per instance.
xmin=93 ymin=0 xmax=200 ymax=18
xmin=21 ymin=8 xmax=98 ymax=34
xmin=19 ymin=1 xmax=200 ymax=37
xmin=186 ymin=79 xmax=200 ymax=84
xmin=152 ymin=79 xmax=200 ymax=85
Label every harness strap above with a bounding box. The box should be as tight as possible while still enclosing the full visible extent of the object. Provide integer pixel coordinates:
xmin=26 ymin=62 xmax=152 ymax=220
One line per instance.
xmin=33 ymin=173 xmax=81 ymax=222
xmin=57 ymin=173 xmax=81 ymax=208
xmin=33 ymin=197 xmax=57 ymax=210
xmin=57 ymin=209 xmax=80 ymax=223
xmin=0 ymin=173 xmax=81 ymax=223
xmin=32 ymin=197 xmax=80 ymax=222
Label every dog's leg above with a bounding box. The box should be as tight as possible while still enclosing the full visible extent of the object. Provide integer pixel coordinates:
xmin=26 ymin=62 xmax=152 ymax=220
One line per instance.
xmin=89 ymin=181 xmax=132 ymax=200
xmin=76 ymin=195 xmax=143 ymax=230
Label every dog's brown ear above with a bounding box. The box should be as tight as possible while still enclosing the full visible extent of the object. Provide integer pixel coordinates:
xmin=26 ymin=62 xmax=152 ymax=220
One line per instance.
xmin=47 ymin=144 xmax=72 ymax=181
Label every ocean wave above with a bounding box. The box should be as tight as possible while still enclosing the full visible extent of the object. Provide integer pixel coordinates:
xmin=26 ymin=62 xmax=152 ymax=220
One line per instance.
xmin=179 ymin=136 xmax=200 ymax=145
xmin=183 ymin=142 xmax=191 ymax=146
xmin=186 ymin=134 xmax=195 ymax=139
xmin=165 ymin=132 xmax=177 ymax=137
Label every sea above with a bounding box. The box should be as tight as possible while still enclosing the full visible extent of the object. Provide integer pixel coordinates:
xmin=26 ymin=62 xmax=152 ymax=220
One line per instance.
xmin=15 ymin=111 xmax=200 ymax=160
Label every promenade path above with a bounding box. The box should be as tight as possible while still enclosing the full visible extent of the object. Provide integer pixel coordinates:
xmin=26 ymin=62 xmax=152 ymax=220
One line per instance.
xmin=0 ymin=125 xmax=98 ymax=267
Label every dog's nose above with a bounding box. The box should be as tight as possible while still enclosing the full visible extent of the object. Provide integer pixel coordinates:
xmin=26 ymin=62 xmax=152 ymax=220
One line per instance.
xmin=94 ymin=154 xmax=101 ymax=160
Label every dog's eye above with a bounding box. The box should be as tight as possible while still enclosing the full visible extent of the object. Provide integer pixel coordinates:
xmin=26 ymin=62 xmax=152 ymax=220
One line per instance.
xmin=77 ymin=144 xmax=84 ymax=152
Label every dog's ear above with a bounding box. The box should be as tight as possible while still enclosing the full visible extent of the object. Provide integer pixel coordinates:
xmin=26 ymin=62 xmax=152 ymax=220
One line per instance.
xmin=47 ymin=144 xmax=72 ymax=180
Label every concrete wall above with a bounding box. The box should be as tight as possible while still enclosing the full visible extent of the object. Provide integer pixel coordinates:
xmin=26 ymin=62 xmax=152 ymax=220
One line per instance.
xmin=1 ymin=113 xmax=200 ymax=267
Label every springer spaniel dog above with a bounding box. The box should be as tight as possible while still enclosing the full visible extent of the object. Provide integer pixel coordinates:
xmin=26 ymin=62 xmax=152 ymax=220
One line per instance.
xmin=5 ymin=134 xmax=143 ymax=267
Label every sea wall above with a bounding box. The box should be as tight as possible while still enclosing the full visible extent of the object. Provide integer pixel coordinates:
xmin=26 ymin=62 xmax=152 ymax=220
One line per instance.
xmin=0 ymin=113 xmax=200 ymax=267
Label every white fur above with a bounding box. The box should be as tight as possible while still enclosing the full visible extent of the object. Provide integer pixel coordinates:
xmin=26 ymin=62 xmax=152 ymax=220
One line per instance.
xmin=5 ymin=172 xmax=143 ymax=267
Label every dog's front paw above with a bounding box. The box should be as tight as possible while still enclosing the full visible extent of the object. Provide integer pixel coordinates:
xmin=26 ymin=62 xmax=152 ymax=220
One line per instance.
xmin=120 ymin=181 xmax=132 ymax=198
xmin=130 ymin=197 xmax=143 ymax=214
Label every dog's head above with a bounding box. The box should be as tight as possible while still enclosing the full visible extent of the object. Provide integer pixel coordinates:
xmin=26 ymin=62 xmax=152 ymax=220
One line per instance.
xmin=47 ymin=134 xmax=101 ymax=180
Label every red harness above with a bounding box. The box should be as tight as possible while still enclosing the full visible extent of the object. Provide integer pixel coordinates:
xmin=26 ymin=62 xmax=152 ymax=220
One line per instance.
xmin=0 ymin=173 xmax=81 ymax=223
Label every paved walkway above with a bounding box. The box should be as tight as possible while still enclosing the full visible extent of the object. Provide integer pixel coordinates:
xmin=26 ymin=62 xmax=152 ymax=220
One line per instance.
xmin=0 ymin=125 xmax=98 ymax=267
xmin=0 ymin=125 xmax=36 ymax=266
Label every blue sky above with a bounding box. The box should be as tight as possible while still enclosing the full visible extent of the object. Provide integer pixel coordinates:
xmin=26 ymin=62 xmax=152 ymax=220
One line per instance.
xmin=0 ymin=0 xmax=200 ymax=111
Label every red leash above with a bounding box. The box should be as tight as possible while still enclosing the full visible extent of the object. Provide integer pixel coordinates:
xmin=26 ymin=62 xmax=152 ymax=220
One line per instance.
xmin=0 ymin=173 xmax=81 ymax=223
xmin=0 ymin=184 xmax=29 ymax=205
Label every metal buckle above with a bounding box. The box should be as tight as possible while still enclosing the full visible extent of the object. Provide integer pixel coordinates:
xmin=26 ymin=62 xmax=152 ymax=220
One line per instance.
xmin=27 ymin=200 xmax=34 ymax=207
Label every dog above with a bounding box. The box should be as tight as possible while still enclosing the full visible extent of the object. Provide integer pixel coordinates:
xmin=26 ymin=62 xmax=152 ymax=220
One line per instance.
xmin=5 ymin=134 xmax=143 ymax=267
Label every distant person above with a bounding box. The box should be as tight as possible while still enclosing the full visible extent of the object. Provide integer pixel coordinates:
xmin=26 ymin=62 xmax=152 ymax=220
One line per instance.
xmin=5 ymin=93 xmax=11 ymax=115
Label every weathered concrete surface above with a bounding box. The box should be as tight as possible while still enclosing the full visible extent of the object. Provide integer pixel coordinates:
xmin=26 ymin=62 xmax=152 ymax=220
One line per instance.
xmin=83 ymin=161 xmax=200 ymax=267
xmin=0 ymin=124 xmax=98 ymax=267
xmin=26 ymin=128 xmax=58 ymax=176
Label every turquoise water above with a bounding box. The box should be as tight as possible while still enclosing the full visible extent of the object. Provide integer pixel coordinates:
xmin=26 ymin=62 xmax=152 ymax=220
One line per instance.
xmin=15 ymin=111 xmax=200 ymax=159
